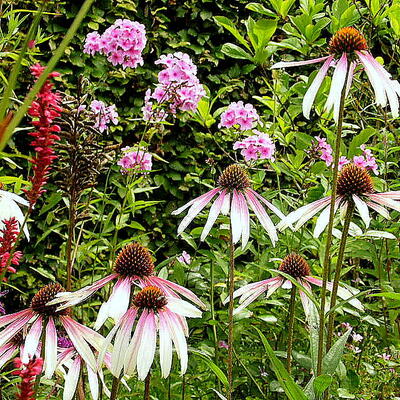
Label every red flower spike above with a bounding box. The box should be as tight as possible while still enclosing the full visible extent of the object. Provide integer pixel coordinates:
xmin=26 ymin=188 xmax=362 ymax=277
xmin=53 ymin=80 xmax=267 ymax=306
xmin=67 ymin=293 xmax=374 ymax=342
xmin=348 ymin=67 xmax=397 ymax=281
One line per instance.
xmin=13 ymin=357 xmax=44 ymax=400
xmin=0 ymin=217 xmax=22 ymax=278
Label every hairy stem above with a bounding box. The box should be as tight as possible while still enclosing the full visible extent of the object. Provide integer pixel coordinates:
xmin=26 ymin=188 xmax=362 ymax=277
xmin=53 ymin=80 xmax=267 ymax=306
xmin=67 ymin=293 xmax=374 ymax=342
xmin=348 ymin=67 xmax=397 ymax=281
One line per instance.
xmin=210 ymin=260 xmax=221 ymax=393
xmin=110 ymin=375 xmax=121 ymax=400
xmin=326 ymin=201 xmax=354 ymax=350
xmin=287 ymin=286 xmax=297 ymax=374
xmin=316 ymin=68 xmax=349 ymax=376
xmin=144 ymin=373 xmax=151 ymax=400
xmin=227 ymin=223 xmax=235 ymax=400
xmin=66 ymin=189 xmax=77 ymax=291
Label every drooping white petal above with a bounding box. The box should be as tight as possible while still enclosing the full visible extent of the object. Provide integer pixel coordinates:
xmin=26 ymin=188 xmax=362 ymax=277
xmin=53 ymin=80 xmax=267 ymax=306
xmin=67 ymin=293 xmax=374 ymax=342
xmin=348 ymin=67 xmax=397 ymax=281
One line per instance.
xmin=136 ymin=312 xmax=157 ymax=380
xmin=365 ymin=201 xmax=390 ymax=219
xmin=239 ymin=192 xmax=250 ymax=249
xmin=345 ymin=61 xmax=357 ymax=97
xmin=172 ymin=188 xmax=220 ymax=215
xmin=87 ymin=365 xmax=99 ymax=400
xmin=200 ymin=189 xmax=226 ymax=241
xmin=44 ymin=317 xmax=58 ymax=379
xmin=313 ymin=198 xmax=341 ymax=238
xmin=230 ymin=190 xmax=242 ymax=244
xmin=21 ymin=316 xmax=43 ymax=363
xmin=271 ymin=56 xmax=331 ymax=69
xmin=352 ymin=195 xmax=370 ymax=228
xmin=63 ymin=356 xmax=81 ymax=400
xmin=248 ymin=189 xmax=286 ymax=220
xmin=166 ymin=297 xmax=202 ymax=318
xmin=158 ymin=314 xmax=173 ymax=378
xmin=0 ymin=313 xmax=33 ymax=348
xmin=368 ymin=194 xmax=400 ymax=212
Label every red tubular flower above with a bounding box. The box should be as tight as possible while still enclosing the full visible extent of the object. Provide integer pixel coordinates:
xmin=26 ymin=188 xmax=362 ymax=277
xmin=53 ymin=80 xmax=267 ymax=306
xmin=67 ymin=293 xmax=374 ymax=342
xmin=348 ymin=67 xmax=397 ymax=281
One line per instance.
xmin=24 ymin=64 xmax=62 ymax=208
xmin=13 ymin=357 xmax=43 ymax=400
xmin=0 ymin=217 xmax=22 ymax=278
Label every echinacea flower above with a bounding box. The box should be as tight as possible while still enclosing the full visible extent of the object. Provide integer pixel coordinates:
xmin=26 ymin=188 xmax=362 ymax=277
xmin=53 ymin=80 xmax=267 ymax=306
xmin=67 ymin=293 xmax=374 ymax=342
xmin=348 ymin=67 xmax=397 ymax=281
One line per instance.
xmin=0 ymin=331 xmax=24 ymax=369
xmin=48 ymin=242 xmax=205 ymax=330
xmin=0 ymin=283 xmax=104 ymax=380
xmin=279 ymin=164 xmax=400 ymax=237
xmin=172 ymin=164 xmax=285 ymax=248
xmin=0 ymin=189 xmax=29 ymax=240
xmin=228 ymin=253 xmax=363 ymax=316
xmin=99 ymin=285 xmax=201 ymax=380
xmin=272 ymin=27 xmax=400 ymax=121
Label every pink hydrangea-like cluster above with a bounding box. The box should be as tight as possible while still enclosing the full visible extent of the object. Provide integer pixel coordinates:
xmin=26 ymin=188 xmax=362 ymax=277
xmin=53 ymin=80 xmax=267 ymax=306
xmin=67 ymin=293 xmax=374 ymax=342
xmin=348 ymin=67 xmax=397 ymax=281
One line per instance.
xmin=219 ymin=101 xmax=259 ymax=131
xmin=117 ymin=147 xmax=152 ymax=174
xmin=314 ymin=138 xmax=379 ymax=175
xmin=83 ymin=19 xmax=146 ymax=69
xmin=89 ymin=100 xmax=119 ymax=133
xmin=233 ymin=131 xmax=275 ymax=162
xmin=142 ymin=52 xmax=205 ymax=121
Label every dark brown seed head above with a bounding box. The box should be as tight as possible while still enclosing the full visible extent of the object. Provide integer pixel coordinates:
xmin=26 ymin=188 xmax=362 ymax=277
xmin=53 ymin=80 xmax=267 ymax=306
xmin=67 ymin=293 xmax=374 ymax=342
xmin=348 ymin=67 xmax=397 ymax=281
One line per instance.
xmin=337 ymin=164 xmax=374 ymax=197
xmin=114 ymin=242 xmax=155 ymax=278
xmin=329 ymin=27 xmax=368 ymax=57
xmin=30 ymin=283 xmax=70 ymax=316
xmin=132 ymin=286 xmax=168 ymax=312
xmin=218 ymin=165 xmax=250 ymax=191
xmin=279 ymin=254 xmax=311 ymax=278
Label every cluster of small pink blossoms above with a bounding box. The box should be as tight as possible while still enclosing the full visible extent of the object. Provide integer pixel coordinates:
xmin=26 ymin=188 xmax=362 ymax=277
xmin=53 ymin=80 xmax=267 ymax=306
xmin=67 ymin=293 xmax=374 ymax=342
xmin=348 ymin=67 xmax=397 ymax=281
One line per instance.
xmin=142 ymin=52 xmax=205 ymax=121
xmin=314 ymin=138 xmax=379 ymax=174
xmin=117 ymin=147 xmax=152 ymax=174
xmin=89 ymin=100 xmax=119 ymax=133
xmin=219 ymin=101 xmax=259 ymax=131
xmin=233 ymin=131 xmax=275 ymax=162
xmin=83 ymin=19 xmax=146 ymax=69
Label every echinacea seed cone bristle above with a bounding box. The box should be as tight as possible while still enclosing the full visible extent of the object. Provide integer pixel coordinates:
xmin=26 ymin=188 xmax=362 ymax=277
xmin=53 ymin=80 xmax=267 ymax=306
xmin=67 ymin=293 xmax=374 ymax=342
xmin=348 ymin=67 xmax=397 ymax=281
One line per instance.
xmin=132 ymin=286 xmax=167 ymax=311
xmin=218 ymin=164 xmax=250 ymax=191
xmin=279 ymin=254 xmax=311 ymax=278
xmin=329 ymin=27 xmax=368 ymax=56
xmin=337 ymin=164 xmax=374 ymax=197
xmin=30 ymin=283 xmax=70 ymax=316
xmin=114 ymin=242 xmax=155 ymax=278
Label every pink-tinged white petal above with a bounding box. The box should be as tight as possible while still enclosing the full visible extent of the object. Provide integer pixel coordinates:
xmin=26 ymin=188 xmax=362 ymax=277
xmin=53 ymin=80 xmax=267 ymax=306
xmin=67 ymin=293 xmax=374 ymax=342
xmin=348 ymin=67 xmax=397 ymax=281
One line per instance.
xmin=230 ymin=277 xmax=280 ymax=303
xmin=298 ymin=278 xmax=313 ymax=318
xmin=352 ymin=195 xmax=370 ymax=227
xmin=136 ymin=311 xmax=157 ymax=380
xmin=124 ymin=309 xmax=148 ymax=375
xmin=371 ymin=191 xmax=400 ymax=200
xmin=239 ymin=191 xmax=250 ymax=248
xmin=0 ymin=312 xmax=33 ymax=348
xmin=325 ymin=53 xmax=348 ymax=122
xmin=151 ymin=277 xmax=206 ymax=309
xmin=356 ymin=51 xmax=387 ymax=107
xmin=60 ymin=316 xmax=97 ymax=371
xmin=63 ymin=356 xmax=81 ymax=400
xmin=271 ymin=56 xmax=331 ymax=69
xmin=0 ymin=344 xmax=16 ymax=369
xmin=111 ymin=308 xmax=137 ymax=377
xmin=233 ymin=285 xmax=270 ymax=315
xmin=245 ymin=191 xmax=278 ymax=246
xmin=200 ymin=189 xmax=226 ymax=241
xmin=303 ymin=56 xmax=334 ymax=119
xmin=313 ymin=197 xmax=341 ymax=238
xmin=172 ymin=188 xmax=220 ymax=215
xmin=176 ymin=188 xmax=221 ymax=234
xmin=281 ymin=279 xmax=292 ymax=289
xmin=0 ymin=309 xmax=32 ymax=328
xmin=230 ymin=190 xmax=243 ymax=244
xmin=158 ymin=314 xmax=173 ymax=378
xmin=345 ymin=61 xmax=357 ymax=97
xmin=87 ymin=365 xmax=99 ymax=400
xmin=278 ymin=196 xmax=331 ymax=231
xmin=365 ymin=201 xmax=390 ymax=219
xmin=220 ymin=193 xmax=231 ymax=215
xmin=364 ymin=230 xmax=396 ymax=239
xmin=44 ymin=317 xmax=57 ymax=378
xmin=367 ymin=194 xmax=400 ymax=212
xmin=166 ymin=297 xmax=202 ymax=318
xmin=249 ymin=189 xmax=286 ymax=220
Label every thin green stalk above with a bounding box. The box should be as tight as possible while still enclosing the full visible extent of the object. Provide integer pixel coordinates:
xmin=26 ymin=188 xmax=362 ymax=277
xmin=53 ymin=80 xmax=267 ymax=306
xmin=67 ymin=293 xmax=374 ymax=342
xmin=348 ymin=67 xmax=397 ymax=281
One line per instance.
xmin=316 ymin=68 xmax=349 ymax=376
xmin=181 ymin=374 xmax=186 ymax=400
xmin=286 ymin=286 xmax=296 ymax=374
xmin=0 ymin=3 xmax=45 ymax=120
xmin=210 ymin=260 xmax=221 ymax=393
xmin=326 ymin=201 xmax=355 ymax=350
xmin=0 ymin=0 xmax=95 ymax=151
xmin=227 ymin=223 xmax=235 ymax=400
xmin=144 ymin=373 xmax=151 ymax=400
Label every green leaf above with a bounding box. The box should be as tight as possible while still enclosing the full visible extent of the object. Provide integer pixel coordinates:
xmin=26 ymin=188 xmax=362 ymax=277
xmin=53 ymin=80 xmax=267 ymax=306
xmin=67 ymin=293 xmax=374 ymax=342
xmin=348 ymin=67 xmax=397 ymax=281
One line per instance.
xmin=322 ymin=329 xmax=352 ymax=375
xmin=251 ymin=19 xmax=278 ymax=49
xmin=347 ymin=127 xmax=376 ymax=158
xmin=313 ymin=375 xmax=333 ymax=397
xmin=369 ymin=292 xmax=400 ymax=300
xmin=245 ymin=3 xmax=277 ymax=17
xmin=389 ymin=4 xmax=400 ymax=36
xmin=254 ymin=327 xmax=308 ymax=400
xmin=213 ymin=16 xmax=251 ymax=51
xmin=221 ymin=43 xmax=253 ymax=60
xmin=192 ymin=351 xmax=228 ymax=387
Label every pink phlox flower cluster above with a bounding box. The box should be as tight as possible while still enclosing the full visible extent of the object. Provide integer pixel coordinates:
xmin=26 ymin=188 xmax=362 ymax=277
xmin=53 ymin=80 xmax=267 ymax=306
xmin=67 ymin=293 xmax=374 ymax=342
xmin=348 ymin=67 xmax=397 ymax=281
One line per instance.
xmin=89 ymin=100 xmax=119 ymax=133
xmin=233 ymin=131 xmax=275 ymax=162
xmin=177 ymin=251 xmax=191 ymax=265
xmin=219 ymin=101 xmax=259 ymax=131
xmin=314 ymin=138 xmax=379 ymax=174
xmin=142 ymin=52 xmax=205 ymax=121
xmin=117 ymin=147 xmax=152 ymax=174
xmin=83 ymin=19 xmax=146 ymax=69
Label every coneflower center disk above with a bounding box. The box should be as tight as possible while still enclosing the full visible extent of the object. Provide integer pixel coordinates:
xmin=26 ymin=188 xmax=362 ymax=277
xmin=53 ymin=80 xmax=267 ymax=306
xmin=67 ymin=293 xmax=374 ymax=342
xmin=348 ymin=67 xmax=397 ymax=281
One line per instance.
xmin=337 ymin=164 xmax=374 ymax=197
xmin=30 ymin=283 xmax=70 ymax=316
xmin=329 ymin=27 xmax=368 ymax=57
xmin=114 ymin=242 xmax=155 ymax=278
xmin=218 ymin=164 xmax=250 ymax=191
xmin=132 ymin=286 xmax=167 ymax=311
xmin=279 ymin=254 xmax=311 ymax=278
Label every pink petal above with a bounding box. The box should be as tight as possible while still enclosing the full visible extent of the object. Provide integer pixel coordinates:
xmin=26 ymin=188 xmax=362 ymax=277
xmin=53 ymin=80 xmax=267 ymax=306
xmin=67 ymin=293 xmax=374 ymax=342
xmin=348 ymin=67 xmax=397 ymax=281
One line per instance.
xmin=230 ymin=189 xmax=242 ymax=244
xmin=44 ymin=317 xmax=58 ymax=379
xmin=238 ymin=192 xmax=250 ymax=248
xmin=271 ymin=56 xmax=330 ymax=69
xmin=172 ymin=188 xmax=220 ymax=215
xmin=22 ymin=316 xmax=43 ymax=363
xmin=365 ymin=201 xmax=390 ymax=219
xmin=136 ymin=312 xmax=157 ymax=380
xmin=0 ymin=312 xmax=33 ymax=348
xmin=0 ymin=309 xmax=32 ymax=328
xmin=200 ymin=189 xmax=226 ymax=241
xmin=249 ymin=189 xmax=285 ymax=220
xmin=368 ymin=194 xmax=400 ymax=212
xmin=158 ymin=314 xmax=173 ymax=378
xmin=0 ymin=345 xmax=16 ymax=369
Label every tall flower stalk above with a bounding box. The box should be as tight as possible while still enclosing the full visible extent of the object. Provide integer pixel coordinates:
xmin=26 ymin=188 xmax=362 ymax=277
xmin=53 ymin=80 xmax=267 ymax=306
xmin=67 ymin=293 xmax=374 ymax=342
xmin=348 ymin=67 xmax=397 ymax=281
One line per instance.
xmin=227 ymin=223 xmax=235 ymax=400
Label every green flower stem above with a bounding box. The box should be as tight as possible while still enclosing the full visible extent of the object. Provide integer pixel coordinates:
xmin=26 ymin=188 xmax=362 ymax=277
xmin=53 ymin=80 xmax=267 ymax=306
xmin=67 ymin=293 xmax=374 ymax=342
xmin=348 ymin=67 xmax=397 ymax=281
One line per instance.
xmin=110 ymin=375 xmax=121 ymax=400
xmin=316 ymin=68 xmax=349 ymax=376
xmin=0 ymin=0 xmax=95 ymax=152
xmin=287 ymin=286 xmax=296 ymax=374
xmin=326 ymin=201 xmax=355 ymax=350
xmin=227 ymin=222 xmax=235 ymax=400
xmin=66 ymin=189 xmax=78 ymax=291
xmin=210 ymin=260 xmax=221 ymax=392
xmin=144 ymin=373 xmax=151 ymax=400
